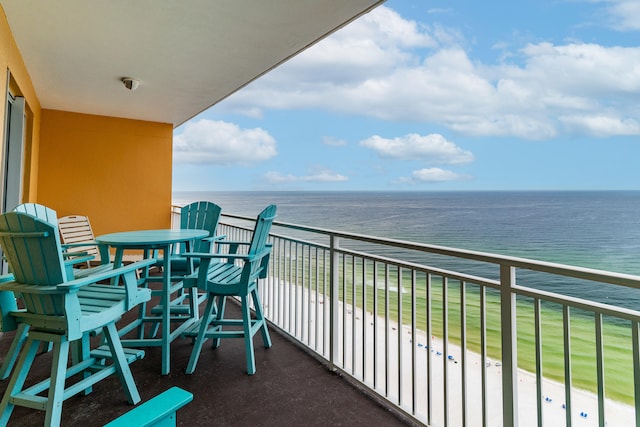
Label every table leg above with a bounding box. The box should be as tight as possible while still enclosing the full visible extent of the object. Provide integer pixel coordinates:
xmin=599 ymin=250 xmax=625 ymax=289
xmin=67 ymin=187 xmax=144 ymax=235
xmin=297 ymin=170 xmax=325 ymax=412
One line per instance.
xmin=161 ymin=244 xmax=170 ymax=375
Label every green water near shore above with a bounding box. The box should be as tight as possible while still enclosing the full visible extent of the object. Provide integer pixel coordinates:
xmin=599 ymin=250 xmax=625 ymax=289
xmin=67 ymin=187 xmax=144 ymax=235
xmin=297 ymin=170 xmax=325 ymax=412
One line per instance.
xmin=339 ymin=266 xmax=635 ymax=405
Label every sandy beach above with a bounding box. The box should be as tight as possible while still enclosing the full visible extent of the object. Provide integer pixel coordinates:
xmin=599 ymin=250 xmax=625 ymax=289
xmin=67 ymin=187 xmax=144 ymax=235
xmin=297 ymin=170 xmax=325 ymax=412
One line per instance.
xmin=265 ymin=285 xmax=635 ymax=426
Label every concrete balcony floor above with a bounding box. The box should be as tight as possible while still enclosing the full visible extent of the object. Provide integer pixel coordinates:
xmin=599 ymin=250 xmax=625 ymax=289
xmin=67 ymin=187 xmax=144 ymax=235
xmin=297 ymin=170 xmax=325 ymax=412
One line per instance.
xmin=0 ymin=300 xmax=410 ymax=426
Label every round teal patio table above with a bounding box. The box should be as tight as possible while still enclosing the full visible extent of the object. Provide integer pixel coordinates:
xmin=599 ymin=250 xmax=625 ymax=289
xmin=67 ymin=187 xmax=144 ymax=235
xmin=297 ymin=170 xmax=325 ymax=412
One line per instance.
xmin=96 ymin=229 xmax=209 ymax=375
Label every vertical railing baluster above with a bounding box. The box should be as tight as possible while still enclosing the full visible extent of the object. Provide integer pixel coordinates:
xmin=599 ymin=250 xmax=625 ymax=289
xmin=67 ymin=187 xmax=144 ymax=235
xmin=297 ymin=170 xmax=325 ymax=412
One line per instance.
xmin=329 ymin=236 xmax=339 ymax=370
xmin=276 ymin=238 xmax=282 ymax=327
xmin=385 ymin=263 xmax=390 ymax=397
xmin=352 ymin=255 xmax=357 ymax=375
xmin=534 ymin=299 xmax=543 ymax=427
xmin=373 ymin=260 xmax=379 ymax=391
xmin=595 ymin=312 xmax=605 ymax=427
xmin=306 ymin=246 xmax=311 ymax=345
xmin=443 ymin=276 xmax=449 ymax=427
xmin=480 ymin=285 xmax=487 ymax=427
xmin=314 ymin=247 xmax=319 ymax=352
xmin=398 ymin=266 xmax=403 ymax=406
xmin=563 ymin=305 xmax=572 ymax=427
xmin=362 ymin=258 xmax=367 ymax=382
xmin=500 ymin=264 xmax=518 ymax=427
xmin=323 ymin=248 xmax=328 ymax=358
xmin=426 ymin=273 xmax=433 ymax=426
xmin=293 ymin=243 xmax=303 ymax=337
xmin=288 ymin=240 xmax=293 ymax=333
xmin=411 ymin=269 xmax=417 ymax=416
xmin=461 ymin=281 xmax=467 ymax=427
xmin=342 ymin=253 xmax=347 ymax=368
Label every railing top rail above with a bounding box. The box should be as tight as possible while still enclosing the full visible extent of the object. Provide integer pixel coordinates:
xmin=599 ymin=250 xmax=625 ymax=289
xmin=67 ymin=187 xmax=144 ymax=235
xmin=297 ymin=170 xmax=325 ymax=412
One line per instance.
xmin=219 ymin=212 xmax=640 ymax=290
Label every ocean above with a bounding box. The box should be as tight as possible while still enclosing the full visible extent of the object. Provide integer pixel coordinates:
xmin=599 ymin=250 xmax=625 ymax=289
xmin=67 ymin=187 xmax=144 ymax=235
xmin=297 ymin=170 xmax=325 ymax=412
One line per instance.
xmin=173 ymin=190 xmax=640 ymax=308
xmin=174 ymin=190 xmax=640 ymax=404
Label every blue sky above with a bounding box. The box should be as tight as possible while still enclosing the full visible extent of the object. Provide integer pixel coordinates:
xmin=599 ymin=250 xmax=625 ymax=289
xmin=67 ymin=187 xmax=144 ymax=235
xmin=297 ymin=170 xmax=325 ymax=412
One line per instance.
xmin=172 ymin=0 xmax=640 ymax=192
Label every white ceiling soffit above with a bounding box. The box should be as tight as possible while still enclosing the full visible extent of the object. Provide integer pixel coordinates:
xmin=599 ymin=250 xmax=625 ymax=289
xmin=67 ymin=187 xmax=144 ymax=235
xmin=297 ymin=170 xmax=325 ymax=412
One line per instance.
xmin=0 ymin=0 xmax=384 ymax=127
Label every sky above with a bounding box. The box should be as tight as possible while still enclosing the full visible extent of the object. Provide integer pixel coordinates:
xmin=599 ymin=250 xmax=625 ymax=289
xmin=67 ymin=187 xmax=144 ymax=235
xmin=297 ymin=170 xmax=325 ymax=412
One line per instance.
xmin=172 ymin=0 xmax=640 ymax=192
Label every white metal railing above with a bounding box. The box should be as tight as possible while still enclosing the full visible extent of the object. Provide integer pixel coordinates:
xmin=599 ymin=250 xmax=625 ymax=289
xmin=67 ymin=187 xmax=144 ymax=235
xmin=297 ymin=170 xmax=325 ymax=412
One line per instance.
xmin=176 ymin=206 xmax=640 ymax=427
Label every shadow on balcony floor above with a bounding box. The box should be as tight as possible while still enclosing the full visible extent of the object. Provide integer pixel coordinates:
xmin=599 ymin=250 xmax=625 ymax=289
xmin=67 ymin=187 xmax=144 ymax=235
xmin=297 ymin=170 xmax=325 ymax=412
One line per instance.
xmin=0 ymin=301 xmax=411 ymax=426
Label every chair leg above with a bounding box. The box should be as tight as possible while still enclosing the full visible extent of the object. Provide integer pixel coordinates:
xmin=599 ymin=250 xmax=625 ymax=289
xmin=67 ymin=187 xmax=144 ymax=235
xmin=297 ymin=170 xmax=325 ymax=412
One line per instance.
xmin=70 ymin=333 xmax=93 ymax=396
xmin=211 ymin=296 xmax=226 ymax=349
xmin=0 ymin=337 xmax=40 ymax=424
xmin=251 ymin=288 xmax=272 ymax=349
xmin=241 ymin=295 xmax=256 ymax=375
xmin=45 ymin=338 xmax=70 ymax=427
xmin=103 ymin=322 xmax=141 ymax=405
xmin=185 ymin=294 xmax=217 ymax=375
xmin=0 ymin=323 xmax=28 ymax=380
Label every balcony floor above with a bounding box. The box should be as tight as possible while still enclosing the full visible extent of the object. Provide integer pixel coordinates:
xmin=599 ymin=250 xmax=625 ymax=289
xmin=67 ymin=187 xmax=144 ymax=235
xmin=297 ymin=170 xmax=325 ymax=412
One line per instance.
xmin=0 ymin=300 xmax=410 ymax=426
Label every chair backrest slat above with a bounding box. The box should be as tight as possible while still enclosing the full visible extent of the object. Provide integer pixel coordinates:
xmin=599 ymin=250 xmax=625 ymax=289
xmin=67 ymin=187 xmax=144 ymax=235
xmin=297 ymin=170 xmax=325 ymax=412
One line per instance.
xmin=13 ymin=203 xmax=58 ymax=224
xmin=248 ymin=204 xmax=276 ymax=256
xmin=180 ymin=201 xmax=222 ymax=253
xmin=59 ymin=215 xmax=100 ymax=258
xmin=0 ymin=212 xmax=67 ymax=286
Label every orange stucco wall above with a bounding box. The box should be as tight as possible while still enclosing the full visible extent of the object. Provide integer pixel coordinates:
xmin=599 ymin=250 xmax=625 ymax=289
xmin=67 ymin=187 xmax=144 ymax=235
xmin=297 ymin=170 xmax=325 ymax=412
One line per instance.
xmin=38 ymin=110 xmax=173 ymax=235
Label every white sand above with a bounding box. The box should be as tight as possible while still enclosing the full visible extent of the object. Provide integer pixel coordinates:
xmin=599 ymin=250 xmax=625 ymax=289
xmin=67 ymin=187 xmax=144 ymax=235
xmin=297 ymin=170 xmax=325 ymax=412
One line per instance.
xmin=263 ymin=285 xmax=635 ymax=426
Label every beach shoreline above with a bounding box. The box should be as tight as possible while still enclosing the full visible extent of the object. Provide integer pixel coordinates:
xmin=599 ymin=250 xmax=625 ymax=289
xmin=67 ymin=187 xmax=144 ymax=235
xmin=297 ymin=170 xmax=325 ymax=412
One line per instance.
xmin=273 ymin=289 xmax=635 ymax=426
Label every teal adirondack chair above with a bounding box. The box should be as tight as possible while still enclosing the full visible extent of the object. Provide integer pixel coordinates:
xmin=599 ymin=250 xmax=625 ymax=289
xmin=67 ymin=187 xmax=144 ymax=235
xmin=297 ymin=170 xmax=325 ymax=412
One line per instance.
xmin=183 ymin=204 xmax=276 ymax=375
xmin=0 ymin=211 xmax=155 ymax=426
xmin=0 ymin=205 xmax=116 ymax=381
xmin=163 ymin=201 xmax=224 ymax=274
xmin=148 ymin=201 xmax=224 ymax=335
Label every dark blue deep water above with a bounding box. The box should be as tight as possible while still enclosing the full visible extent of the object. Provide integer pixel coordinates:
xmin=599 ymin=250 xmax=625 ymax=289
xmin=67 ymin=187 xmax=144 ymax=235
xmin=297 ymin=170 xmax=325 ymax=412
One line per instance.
xmin=173 ymin=191 xmax=640 ymax=309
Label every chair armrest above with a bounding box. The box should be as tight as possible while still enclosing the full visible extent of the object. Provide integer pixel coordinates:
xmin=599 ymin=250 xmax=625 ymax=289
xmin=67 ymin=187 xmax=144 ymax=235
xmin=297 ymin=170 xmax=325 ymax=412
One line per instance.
xmin=216 ymin=241 xmax=250 ymax=246
xmin=64 ymin=254 xmax=95 ymax=265
xmin=203 ymin=234 xmax=226 ymax=242
xmin=104 ymin=387 xmax=193 ymax=427
xmin=0 ymin=259 xmax=155 ymax=295
xmin=62 ymin=242 xmax=98 ymax=248
xmin=182 ymin=251 xmax=251 ymax=261
xmin=59 ymin=258 xmax=156 ymax=290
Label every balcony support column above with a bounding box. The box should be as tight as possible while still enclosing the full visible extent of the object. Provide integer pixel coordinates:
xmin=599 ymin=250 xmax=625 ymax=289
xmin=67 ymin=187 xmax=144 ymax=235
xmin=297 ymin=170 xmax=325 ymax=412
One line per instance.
xmin=500 ymin=264 xmax=518 ymax=427
xmin=329 ymin=235 xmax=340 ymax=370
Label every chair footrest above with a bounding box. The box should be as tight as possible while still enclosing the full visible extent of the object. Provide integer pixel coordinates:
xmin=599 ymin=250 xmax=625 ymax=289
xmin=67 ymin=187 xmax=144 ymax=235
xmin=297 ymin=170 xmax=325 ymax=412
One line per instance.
xmin=150 ymin=302 xmax=191 ymax=315
xmin=91 ymin=345 xmax=145 ymax=362
xmin=181 ymin=320 xmax=203 ymax=337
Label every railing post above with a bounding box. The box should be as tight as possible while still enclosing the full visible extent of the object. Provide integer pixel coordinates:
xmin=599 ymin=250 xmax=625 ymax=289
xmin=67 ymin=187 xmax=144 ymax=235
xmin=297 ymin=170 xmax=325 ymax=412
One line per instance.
xmin=500 ymin=264 xmax=518 ymax=427
xmin=329 ymin=235 xmax=340 ymax=370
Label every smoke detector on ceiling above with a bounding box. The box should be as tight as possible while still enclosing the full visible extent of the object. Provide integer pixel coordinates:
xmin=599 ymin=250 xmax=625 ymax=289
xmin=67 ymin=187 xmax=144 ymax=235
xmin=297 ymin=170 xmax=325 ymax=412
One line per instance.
xmin=121 ymin=77 xmax=139 ymax=91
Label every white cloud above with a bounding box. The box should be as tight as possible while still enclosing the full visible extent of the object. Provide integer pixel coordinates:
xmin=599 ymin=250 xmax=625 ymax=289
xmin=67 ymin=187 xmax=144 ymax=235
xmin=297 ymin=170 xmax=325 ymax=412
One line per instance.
xmin=360 ymin=133 xmax=474 ymax=164
xmin=560 ymin=114 xmax=640 ymax=136
xmin=265 ymin=170 xmax=348 ymax=183
xmin=396 ymin=167 xmax=470 ymax=184
xmin=322 ymin=136 xmax=347 ymax=147
xmin=218 ymin=5 xmax=640 ymax=140
xmin=604 ymin=0 xmax=640 ymax=31
xmin=173 ymin=119 xmax=276 ymax=166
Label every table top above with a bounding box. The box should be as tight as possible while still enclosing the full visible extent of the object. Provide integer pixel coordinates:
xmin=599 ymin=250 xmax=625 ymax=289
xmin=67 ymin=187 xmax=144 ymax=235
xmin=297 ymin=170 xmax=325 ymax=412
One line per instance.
xmin=96 ymin=229 xmax=209 ymax=248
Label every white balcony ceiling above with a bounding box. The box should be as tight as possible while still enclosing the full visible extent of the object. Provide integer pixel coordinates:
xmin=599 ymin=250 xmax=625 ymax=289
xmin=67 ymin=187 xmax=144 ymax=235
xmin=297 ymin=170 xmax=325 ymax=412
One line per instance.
xmin=0 ymin=0 xmax=384 ymax=127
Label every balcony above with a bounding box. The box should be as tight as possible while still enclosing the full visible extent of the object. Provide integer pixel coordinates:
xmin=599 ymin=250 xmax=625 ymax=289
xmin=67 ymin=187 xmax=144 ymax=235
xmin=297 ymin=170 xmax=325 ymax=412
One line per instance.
xmin=0 ymin=300 xmax=407 ymax=426
xmin=2 ymin=209 xmax=639 ymax=426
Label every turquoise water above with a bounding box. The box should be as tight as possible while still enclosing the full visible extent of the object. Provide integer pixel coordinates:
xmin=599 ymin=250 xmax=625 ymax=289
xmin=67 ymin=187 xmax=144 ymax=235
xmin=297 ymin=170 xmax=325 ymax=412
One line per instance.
xmin=174 ymin=190 xmax=640 ymax=403
xmin=173 ymin=190 xmax=640 ymax=309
